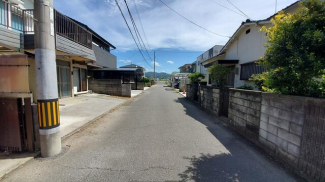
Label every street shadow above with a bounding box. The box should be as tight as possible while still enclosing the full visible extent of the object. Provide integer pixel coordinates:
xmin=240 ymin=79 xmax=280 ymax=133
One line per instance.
xmin=174 ymin=97 xmax=304 ymax=182
xmin=178 ymin=153 xmax=240 ymax=182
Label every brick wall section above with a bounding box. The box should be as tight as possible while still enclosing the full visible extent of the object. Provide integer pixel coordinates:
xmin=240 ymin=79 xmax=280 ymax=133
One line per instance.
xmin=228 ymin=89 xmax=262 ymax=139
xmin=89 ymin=79 xmax=131 ymax=97
xmin=199 ymin=86 xmax=220 ymax=116
xmin=259 ymin=93 xmax=325 ymax=181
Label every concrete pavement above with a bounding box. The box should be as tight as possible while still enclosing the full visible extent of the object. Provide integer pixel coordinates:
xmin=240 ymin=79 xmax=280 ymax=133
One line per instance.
xmin=0 ymin=93 xmax=129 ymax=180
xmin=59 ymin=93 xmax=126 ymax=138
xmin=1 ymin=82 xmax=303 ymax=182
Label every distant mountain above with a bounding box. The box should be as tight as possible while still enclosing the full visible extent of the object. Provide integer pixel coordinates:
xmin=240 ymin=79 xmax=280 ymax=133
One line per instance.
xmin=145 ymin=72 xmax=171 ymax=79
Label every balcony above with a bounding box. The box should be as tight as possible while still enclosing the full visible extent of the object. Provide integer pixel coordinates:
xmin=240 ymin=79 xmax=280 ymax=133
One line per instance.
xmin=0 ymin=0 xmax=33 ymax=50
xmin=23 ymin=9 xmax=95 ymax=61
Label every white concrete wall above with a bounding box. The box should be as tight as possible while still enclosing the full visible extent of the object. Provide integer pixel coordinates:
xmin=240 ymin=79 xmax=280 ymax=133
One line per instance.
xmin=232 ymin=24 xmax=267 ymax=88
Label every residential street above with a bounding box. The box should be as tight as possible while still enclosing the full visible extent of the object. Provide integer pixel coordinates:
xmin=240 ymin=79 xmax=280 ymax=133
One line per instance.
xmin=2 ymin=82 xmax=302 ymax=182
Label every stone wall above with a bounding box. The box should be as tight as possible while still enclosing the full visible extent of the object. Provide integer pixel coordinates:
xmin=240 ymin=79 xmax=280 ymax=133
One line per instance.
xmin=259 ymin=93 xmax=325 ymax=181
xmin=89 ymin=79 xmax=131 ymax=97
xmin=186 ymin=84 xmax=194 ymax=101
xmin=228 ymin=89 xmax=261 ymax=139
xmin=199 ymin=86 xmax=220 ymax=116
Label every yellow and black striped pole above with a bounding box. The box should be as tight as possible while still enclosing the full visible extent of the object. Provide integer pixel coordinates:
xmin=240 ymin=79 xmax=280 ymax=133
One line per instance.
xmin=37 ymin=99 xmax=60 ymax=130
xmin=35 ymin=0 xmax=61 ymax=157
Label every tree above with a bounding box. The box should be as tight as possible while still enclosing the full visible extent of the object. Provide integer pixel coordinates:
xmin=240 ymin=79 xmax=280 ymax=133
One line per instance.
xmin=188 ymin=72 xmax=205 ymax=84
xmin=259 ymin=0 xmax=325 ymax=97
xmin=208 ymin=64 xmax=231 ymax=88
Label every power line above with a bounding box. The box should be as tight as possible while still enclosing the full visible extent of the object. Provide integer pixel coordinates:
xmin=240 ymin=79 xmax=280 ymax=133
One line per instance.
xmin=123 ymin=0 xmax=154 ymax=62
xmin=158 ymin=0 xmax=230 ymax=38
xmin=226 ymin=0 xmax=251 ymax=20
xmin=132 ymin=0 xmax=151 ymax=50
xmin=114 ymin=0 xmax=153 ymax=68
xmin=207 ymin=0 xmax=247 ymax=18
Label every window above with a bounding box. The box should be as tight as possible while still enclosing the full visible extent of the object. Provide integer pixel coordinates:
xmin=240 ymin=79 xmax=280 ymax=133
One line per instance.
xmin=246 ymin=29 xmax=251 ymax=34
xmin=208 ymin=48 xmax=213 ymax=59
xmin=240 ymin=62 xmax=265 ymax=80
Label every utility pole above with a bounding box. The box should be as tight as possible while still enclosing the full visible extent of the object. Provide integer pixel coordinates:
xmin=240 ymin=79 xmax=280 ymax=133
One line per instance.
xmin=275 ymin=0 xmax=277 ymax=13
xmin=34 ymin=0 xmax=61 ymax=157
xmin=154 ymin=51 xmax=156 ymax=81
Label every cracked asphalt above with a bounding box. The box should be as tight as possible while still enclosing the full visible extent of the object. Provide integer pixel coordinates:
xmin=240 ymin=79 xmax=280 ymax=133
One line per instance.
xmin=2 ymin=82 xmax=303 ymax=182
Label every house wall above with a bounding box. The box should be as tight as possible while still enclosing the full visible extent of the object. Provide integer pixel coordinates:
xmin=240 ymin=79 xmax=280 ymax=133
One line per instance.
xmin=92 ymin=44 xmax=117 ymax=68
xmin=28 ymin=57 xmax=37 ymax=103
xmin=0 ymin=26 xmax=22 ymax=49
xmin=223 ymin=4 xmax=300 ymax=89
xmin=222 ymin=24 xmax=267 ymax=89
xmin=56 ymin=35 xmax=96 ymax=61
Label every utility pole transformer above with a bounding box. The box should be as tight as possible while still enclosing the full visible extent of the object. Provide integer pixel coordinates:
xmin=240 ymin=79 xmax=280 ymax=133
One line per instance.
xmin=154 ymin=51 xmax=156 ymax=81
xmin=34 ymin=0 xmax=61 ymax=157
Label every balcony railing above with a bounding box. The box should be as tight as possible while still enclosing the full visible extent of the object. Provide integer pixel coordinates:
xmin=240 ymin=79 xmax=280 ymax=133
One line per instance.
xmin=1 ymin=1 xmax=92 ymax=49
xmin=54 ymin=10 xmax=92 ymax=49
xmin=23 ymin=9 xmax=34 ymax=34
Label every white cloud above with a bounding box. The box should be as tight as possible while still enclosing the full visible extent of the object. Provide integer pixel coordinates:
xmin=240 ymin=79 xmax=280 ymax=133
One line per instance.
xmin=151 ymin=61 xmax=161 ymax=67
xmin=167 ymin=60 xmax=174 ymax=64
xmin=119 ymin=59 xmax=131 ymax=63
xmin=55 ymin=0 xmax=297 ymax=51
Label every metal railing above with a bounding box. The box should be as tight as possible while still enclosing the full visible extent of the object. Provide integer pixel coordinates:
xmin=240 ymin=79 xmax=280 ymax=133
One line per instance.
xmin=55 ymin=10 xmax=92 ymax=49
xmin=23 ymin=9 xmax=34 ymax=34
xmin=0 ymin=1 xmax=93 ymax=49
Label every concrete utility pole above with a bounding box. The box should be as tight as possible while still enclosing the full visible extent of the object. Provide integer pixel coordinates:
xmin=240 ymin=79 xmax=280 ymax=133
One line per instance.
xmin=34 ymin=0 xmax=61 ymax=157
xmin=154 ymin=51 xmax=156 ymax=81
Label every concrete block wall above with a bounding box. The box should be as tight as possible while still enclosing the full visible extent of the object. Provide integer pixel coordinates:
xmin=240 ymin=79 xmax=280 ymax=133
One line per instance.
xmin=258 ymin=93 xmax=325 ymax=181
xmin=137 ymin=82 xmax=145 ymax=90
xmin=228 ymin=89 xmax=262 ymax=139
xmin=88 ymin=79 xmax=131 ymax=97
xmin=199 ymin=86 xmax=220 ymax=116
xmin=259 ymin=93 xmax=304 ymax=166
xmin=121 ymin=84 xmax=131 ymax=97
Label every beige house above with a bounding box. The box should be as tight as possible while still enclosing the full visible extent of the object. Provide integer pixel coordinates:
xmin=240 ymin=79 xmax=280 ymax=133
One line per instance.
xmin=202 ymin=1 xmax=300 ymax=88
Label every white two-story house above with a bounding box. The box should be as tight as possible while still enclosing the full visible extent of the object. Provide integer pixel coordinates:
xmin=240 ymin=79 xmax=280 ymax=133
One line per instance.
xmin=202 ymin=1 xmax=300 ymax=88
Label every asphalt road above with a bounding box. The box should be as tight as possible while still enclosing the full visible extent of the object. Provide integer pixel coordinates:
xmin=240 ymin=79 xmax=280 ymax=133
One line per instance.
xmin=2 ymin=82 xmax=303 ymax=182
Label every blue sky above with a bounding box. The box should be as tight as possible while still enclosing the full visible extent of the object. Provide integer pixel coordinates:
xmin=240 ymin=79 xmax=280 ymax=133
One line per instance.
xmin=54 ymin=0 xmax=297 ymax=73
